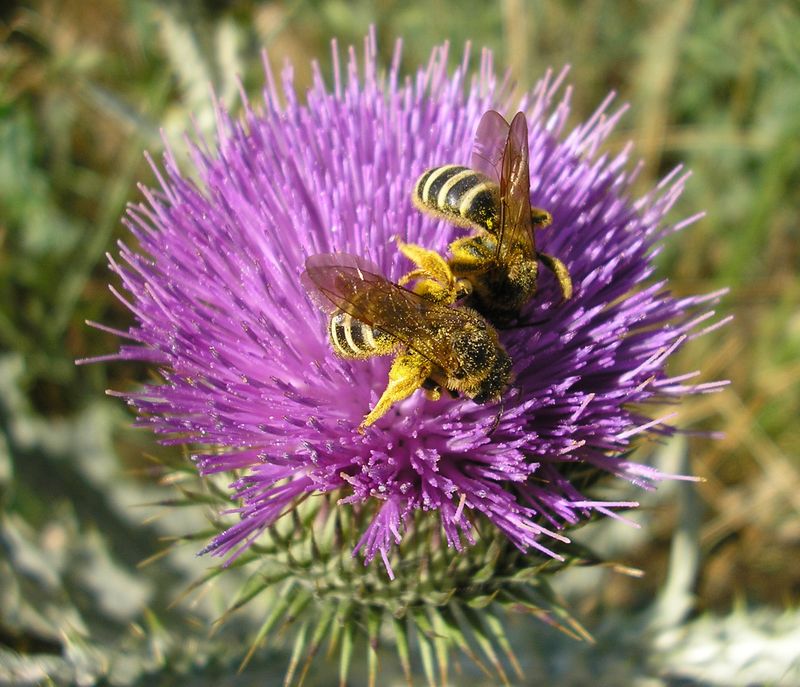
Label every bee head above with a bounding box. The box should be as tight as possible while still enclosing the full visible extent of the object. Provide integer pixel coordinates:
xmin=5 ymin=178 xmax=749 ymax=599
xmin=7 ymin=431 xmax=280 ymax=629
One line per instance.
xmin=452 ymin=322 xmax=492 ymax=374
xmin=472 ymin=347 xmax=512 ymax=404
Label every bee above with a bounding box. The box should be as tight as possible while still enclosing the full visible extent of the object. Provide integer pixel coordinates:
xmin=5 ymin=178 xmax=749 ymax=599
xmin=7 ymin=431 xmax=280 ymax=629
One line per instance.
xmin=410 ymin=110 xmax=573 ymax=324
xmin=301 ymin=252 xmax=511 ymax=432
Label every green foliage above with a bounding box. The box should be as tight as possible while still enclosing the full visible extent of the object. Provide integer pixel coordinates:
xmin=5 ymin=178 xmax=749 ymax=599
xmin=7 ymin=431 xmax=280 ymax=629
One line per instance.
xmin=0 ymin=354 xmax=298 ymax=684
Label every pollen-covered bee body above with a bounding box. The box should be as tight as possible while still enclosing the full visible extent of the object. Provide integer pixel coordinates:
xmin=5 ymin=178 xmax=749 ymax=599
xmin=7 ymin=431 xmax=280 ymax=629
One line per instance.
xmin=446 ymin=232 xmax=537 ymax=319
xmin=409 ymin=110 xmax=572 ymax=324
xmin=302 ymin=252 xmax=511 ymax=431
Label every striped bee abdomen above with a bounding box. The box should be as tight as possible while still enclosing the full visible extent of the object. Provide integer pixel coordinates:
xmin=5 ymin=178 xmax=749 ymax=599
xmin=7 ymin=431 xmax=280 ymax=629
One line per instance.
xmin=328 ymin=311 xmax=395 ymax=359
xmin=413 ymin=165 xmax=499 ymax=234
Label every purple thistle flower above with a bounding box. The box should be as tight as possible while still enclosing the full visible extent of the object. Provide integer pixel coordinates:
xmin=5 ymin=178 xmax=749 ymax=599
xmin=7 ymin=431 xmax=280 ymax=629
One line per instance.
xmin=90 ymin=32 xmax=726 ymax=579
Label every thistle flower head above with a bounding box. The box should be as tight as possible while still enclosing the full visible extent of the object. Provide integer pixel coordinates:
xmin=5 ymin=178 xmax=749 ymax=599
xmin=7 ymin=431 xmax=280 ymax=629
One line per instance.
xmin=97 ymin=32 xmax=724 ymax=585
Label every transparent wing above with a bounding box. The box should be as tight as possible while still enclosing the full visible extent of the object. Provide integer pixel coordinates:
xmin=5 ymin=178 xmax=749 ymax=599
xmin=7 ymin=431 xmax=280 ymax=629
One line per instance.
xmin=496 ymin=111 xmax=535 ymax=261
xmin=470 ymin=110 xmax=509 ymax=184
xmin=301 ymin=253 xmax=385 ymax=314
xmin=302 ymin=253 xmax=474 ymax=372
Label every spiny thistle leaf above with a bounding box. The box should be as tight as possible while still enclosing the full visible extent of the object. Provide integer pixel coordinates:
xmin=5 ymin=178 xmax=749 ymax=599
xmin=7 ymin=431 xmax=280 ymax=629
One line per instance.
xmin=482 ymin=609 xmax=524 ymax=679
xmin=337 ymin=617 xmax=354 ymax=687
xmin=366 ymin=606 xmax=381 ymax=687
xmin=284 ymin=618 xmax=310 ymax=687
xmin=392 ymin=616 xmax=414 ymax=685
xmin=413 ymin=616 xmax=438 ymax=687
xmin=167 ymin=491 xmax=592 ymax=685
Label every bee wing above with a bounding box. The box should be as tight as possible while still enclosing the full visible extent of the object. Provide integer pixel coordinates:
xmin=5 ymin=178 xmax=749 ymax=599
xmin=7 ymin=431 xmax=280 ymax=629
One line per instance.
xmin=470 ymin=110 xmax=510 ymax=184
xmin=301 ymin=253 xmax=384 ymax=314
xmin=302 ymin=253 xmax=468 ymax=372
xmin=496 ymin=111 xmax=535 ymax=261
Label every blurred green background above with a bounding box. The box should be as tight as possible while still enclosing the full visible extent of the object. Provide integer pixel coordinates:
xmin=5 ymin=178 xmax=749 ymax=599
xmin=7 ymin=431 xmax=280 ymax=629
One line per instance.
xmin=1 ymin=0 xmax=798 ymax=684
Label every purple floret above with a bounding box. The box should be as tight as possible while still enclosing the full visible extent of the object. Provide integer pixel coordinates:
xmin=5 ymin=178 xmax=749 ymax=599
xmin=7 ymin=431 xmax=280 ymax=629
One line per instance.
xmin=92 ymin=31 xmax=726 ymax=579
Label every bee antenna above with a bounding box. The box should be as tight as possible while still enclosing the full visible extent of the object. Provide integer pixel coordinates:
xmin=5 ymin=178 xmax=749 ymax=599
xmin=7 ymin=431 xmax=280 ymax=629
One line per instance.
xmin=488 ymin=399 xmax=505 ymax=436
xmin=499 ymin=316 xmax=549 ymax=331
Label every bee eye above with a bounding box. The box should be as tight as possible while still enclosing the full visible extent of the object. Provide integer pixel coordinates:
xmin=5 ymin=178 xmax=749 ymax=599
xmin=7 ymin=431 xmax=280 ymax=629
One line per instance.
xmin=454 ymin=368 xmax=466 ymax=380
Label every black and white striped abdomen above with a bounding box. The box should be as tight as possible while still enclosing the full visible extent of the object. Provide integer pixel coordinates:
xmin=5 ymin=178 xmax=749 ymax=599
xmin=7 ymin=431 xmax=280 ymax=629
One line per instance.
xmin=412 ymin=164 xmax=499 ymax=233
xmin=328 ymin=311 xmax=395 ymax=359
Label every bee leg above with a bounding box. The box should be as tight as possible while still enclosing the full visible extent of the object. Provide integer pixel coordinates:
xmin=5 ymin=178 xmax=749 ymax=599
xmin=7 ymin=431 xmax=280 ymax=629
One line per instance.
xmin=422 ymin=377 xmax=442 ymax=401
xmin=359 ymin=352 xmax=433 ymax=433
xmin=530 ymin=207 xmax=553 ymax=229
xmin=395 ymin=238 xmax=460 ymax=304
xmin=395 ymin=238 xmax=452 ymax=282
xmin=397 ymin=267 xmax=432 ymax=287
xmin=538 ymin=252 xmax=573 ymax=301
xmin=488 ymin=399 xmax=505 ymax=436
